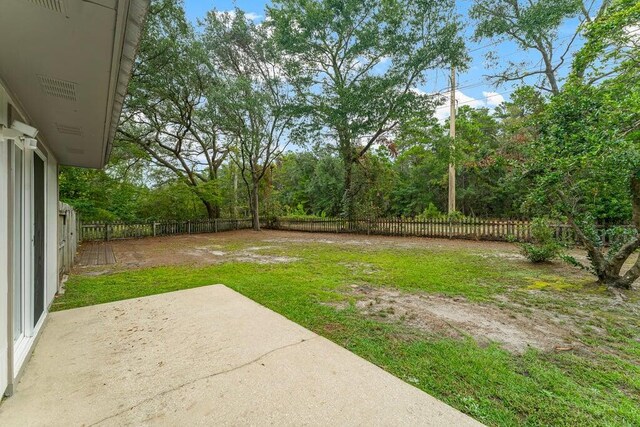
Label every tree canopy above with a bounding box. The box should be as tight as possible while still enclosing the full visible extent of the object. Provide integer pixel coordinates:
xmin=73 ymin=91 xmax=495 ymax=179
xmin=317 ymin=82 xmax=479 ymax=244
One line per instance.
xmin=268 ymin=0 xmax=466 ymax=218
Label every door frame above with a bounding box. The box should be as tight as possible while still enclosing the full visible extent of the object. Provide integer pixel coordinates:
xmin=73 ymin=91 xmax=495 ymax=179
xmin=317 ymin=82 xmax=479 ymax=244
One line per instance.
xmin=8 ymin=139 xmax=48 ymax=381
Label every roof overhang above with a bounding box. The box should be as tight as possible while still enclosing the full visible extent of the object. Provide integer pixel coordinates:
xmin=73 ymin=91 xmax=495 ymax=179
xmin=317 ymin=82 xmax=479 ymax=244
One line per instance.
xmin=0 ymin=0 xmax=149 ymax=168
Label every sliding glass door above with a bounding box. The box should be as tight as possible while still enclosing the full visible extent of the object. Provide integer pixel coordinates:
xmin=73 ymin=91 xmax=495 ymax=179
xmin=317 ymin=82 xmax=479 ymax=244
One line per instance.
xmin=10 ymin=141 xmax=47 ymax=368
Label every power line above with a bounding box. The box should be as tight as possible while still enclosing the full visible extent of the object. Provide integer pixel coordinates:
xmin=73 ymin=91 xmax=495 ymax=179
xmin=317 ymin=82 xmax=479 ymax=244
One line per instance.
xmin=456 ymin=88 xmax=515 ymax=107
xmin=432 ymin=32 xmax=584 ymax=95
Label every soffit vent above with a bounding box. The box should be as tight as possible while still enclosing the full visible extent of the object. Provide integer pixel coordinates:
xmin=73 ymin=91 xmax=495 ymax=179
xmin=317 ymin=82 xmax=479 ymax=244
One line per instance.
xmin=56 ymin=123 xmax=83 ymax=136
xmin=38 ymin=76 xmax=77 ymax=101
xmin=25 ymin=0 xmax=66 ymax=14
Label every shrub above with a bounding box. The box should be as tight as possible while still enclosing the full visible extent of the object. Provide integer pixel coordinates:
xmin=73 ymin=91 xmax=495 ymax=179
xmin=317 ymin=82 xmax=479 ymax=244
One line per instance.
xmin=519 ymin=217 xmax=561 ymax=263
xmin=447 ymin=210 xmax=466 ymax=221
xmin=415 ymin=204 xmax=467 ymax=221
xmin=416 ymin=203 xmax=442 ymax=220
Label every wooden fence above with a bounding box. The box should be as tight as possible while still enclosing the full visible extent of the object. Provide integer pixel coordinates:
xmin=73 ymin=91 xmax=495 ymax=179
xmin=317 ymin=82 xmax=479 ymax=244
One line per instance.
xmin=268 ymin=217 xmax=630 ymax=245
xmin=80 ymin=219 xmax=253 ymax=241
xmin=268 ymin=217 xmax=541 ymax=242
xmin=79 ymin=216 xmax=631 ymax=245
xmin=58 ymin=202 xmax=79 ymax=290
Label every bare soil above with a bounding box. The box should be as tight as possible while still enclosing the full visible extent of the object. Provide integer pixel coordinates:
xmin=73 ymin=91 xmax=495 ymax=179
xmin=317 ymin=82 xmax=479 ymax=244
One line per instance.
xmin=337 ymin=285 xmax=580 ymax=354
xmin=74 ymin=231 xmax=308 ymax=273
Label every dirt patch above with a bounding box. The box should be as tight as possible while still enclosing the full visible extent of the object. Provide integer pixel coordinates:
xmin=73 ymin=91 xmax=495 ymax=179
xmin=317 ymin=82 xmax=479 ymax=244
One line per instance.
xmin=76 ymin=230 xmax=528 ymax=274
xmin=184 ymin=245 xmax=298 ymax=264
xmin=340 ymin=285 xmax=579 ymax=354
xmin=338 ymin=262 xmax=381 ymax=275
xmin=231 ymin=252 xmax=299 ymax=264
xmin=74 ymin=234 xmax=302 ymax=275
xmin=480 ymin=252 xmax=526 ymax=261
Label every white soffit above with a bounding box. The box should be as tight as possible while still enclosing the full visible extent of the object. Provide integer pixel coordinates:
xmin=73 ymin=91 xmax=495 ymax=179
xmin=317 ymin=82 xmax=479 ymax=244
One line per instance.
xmin=0 ymin=0 xmax=148 ymax=168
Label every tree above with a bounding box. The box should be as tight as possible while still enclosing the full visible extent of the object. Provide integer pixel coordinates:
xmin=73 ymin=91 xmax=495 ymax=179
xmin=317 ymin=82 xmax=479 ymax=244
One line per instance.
xmin=268 ymin=0 xmax=465 ymax=219
xmin=203 ymin=10 xmax=297 ymax=230
xmin=59 ymin=166 xmax=142 ymax=222
xmin=449 ymin=106 xmax=504 ymax=216
xmin=526 ymin=0 xmax=640 ymax=289
xmin=117 ymin=0 xmax=228 ymax=219
xmin=470 ymin=0 xmax=611 ymax=94
xmin=389 ymin=116 xmax=449 ymax=216
xmin=272 ymin=150 xmax=345 ymax=216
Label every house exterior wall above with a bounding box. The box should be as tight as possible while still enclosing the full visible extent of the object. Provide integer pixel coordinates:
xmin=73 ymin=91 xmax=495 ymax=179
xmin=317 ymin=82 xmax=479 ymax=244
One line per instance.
xmin=1 ymin=88 xmax=59 ymax=396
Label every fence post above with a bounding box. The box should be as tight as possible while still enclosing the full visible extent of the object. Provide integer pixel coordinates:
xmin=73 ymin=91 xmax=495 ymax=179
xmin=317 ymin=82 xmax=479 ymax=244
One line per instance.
xmin=214 ymin=219 xmax=218 ymax=233
xmin=104 ymin=223 xmax=108 ymax=242
xmin=188 ymin=220 xmax=191 ymax=234
xmin=153 ymin=222 xmax=157 ymax=237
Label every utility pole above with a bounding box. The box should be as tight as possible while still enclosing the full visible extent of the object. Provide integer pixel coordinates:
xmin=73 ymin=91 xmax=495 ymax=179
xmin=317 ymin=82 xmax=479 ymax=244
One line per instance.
xmin=448 ymin=65 xmax=456 ymax=215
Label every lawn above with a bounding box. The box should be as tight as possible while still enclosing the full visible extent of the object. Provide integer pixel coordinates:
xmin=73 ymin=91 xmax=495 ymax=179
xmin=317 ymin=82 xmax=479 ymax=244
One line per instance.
xmin=54 ymin=232 xmax=640 ymax=426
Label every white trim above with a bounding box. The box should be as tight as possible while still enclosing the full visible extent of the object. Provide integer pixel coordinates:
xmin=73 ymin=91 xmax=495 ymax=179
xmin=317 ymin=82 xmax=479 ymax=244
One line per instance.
xmin=5 ymin=132 xmax=51 ymax=388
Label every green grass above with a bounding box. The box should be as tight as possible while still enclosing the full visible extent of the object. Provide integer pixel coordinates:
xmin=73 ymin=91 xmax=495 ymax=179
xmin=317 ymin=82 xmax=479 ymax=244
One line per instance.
xmin=54 ymin=241 xmax=640 ymax=426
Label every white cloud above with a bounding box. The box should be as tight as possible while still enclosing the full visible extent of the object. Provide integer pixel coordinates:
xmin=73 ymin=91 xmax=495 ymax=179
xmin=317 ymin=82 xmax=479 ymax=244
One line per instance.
xmin=482 ymin=91 xmax=505 ymax=107
xmin=624 ymin=24 xmax=640 ymax=46
xmin=414 ymin=87 xmax=507 ymax=123
xmin=215 ymin=10 xmax=262 ymax=21
xmin=245 ymin=12 xmax=262 ymax=21
xmin=433 ymin=90 xmax=488 ymax=123
xmin=433 ymin=90 xmax=507 ymax=123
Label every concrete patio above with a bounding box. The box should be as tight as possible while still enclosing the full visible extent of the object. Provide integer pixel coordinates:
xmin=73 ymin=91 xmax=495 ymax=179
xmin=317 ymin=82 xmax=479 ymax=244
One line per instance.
xmin=0 ymin=285 xmax=481 ymax=426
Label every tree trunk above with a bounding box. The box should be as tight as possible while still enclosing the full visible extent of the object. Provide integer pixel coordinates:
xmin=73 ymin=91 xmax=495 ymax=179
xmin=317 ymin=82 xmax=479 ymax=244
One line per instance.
xmin=202 ymin=199 xmax=217 ymax=220
xmin=250 ymin=183 xmax=260 ymax=231
xmin=233 ymin=170 xmax=238 ymax=218
xmin=566 ymin=215 xmax=637 ymax=290
xmin=601 ymin=273 xmax=635 ymax=290
xmin=342 ymin=160 xmax=355 ymax=222
xmin=338 ymin=131 xmax=356 ymax=226
xmin=561 ymin=175 xmax=640 ymax=291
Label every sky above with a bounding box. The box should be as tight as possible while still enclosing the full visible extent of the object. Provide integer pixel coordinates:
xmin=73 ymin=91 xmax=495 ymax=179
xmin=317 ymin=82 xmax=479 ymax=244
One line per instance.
xmin=183 ymin=0 xmax=587 ymax=121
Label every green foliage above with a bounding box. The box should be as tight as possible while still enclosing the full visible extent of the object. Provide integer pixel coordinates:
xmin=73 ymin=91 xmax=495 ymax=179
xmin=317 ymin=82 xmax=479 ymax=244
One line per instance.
xmin=416 ymin=203 xmax=442 ymax=220
xmin=59 ymin=167 xmax=141 ymax=222
xmin=268 ymin=0 xmax=466 ymax=217
xmin=59 ymin=165 xmax=214 ymax=222
xmin=447 ymin=210 xmax=466 ymax=221
xmin=280 ymin=203 xmax=328 ymax=219
xmin=521 ymin=0 xmax=640 ymax=286
xmin=519 ymin=218 xmax=561 ymax=263
xmin=117 ymin=0 xmax=227 ymax=219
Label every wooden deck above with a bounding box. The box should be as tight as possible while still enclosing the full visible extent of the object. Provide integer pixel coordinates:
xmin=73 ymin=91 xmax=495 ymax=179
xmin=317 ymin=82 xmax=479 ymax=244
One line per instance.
xmin=77 ymin=242 xmax=116 ymax=266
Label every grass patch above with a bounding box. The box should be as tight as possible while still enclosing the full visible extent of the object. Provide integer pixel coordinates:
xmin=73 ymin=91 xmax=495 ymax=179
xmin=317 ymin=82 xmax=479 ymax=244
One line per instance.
xmin=54 ymin=240 xmax=640 ymax=426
